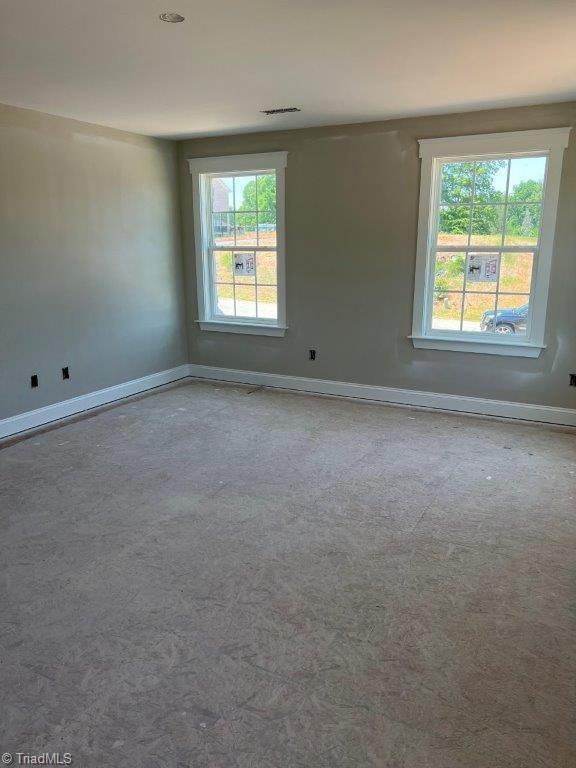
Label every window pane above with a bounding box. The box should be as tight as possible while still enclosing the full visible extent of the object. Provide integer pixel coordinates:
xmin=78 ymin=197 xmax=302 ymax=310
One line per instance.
xmin=211 ymin=177 xmax=233 ymax=213
xmin=504 ymin=204 xmax=541 ymax=246
xmin=234 ymin=176 xmax=256 ymax=212
xmin=463 ymin=293 xmax=496 ymax=333
xmin=437 ymin=206 xmax=470 ymax=247
xmin=497 ymin=293 xmax=530 ymax=310
xmin=256 ymin=251 xmax=277 ymax=285
xmin=493 ymin=294 xmax=530 ymax=336
xmin=257 ymin=286 xmax=278 ymax=320
xmin=257 ymin=211 xmax=277 ymax=246
xmin=434 ymin=252 xmax=465 ymax=292
xmin=432 ymin=291 xmax=463 ymax=331
xmin=214 ymin=283 xmax=234 ymax=317
xmin=417 ymin=144 xmax=556 ymax=347
xmin=201 ymin=163 xmax=281 ymax=328
xmin=235 ymin=212 xmax=257 ymax=246
xmin=465 ymin=253 xmax=499 ymax=292
xmin=234 ymin=274 xmax=256 ymax=285
xmin=440 ymin=162 xmax=473 ymax=204
xmin=213 ymin=251 xmax=233 ymax=282
xmin=257 ymin=173 xmax=276 ymax=211
xmin=212 ymin=213 xmax=235 ymax=246
xmin=473 ymin=159 xmax=508 ymax=203
xmin=235 ymin=285 xmax=257 ymax=318
xmin=470 ymin=205 xmax=504 ymax=245
xmin=499 ymin=252 xmax=533 ymax=294
xmin=508 ymin=156 xmax=546 ymax=202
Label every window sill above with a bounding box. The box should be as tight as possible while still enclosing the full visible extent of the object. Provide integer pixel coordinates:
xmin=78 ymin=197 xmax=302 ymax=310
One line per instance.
xmin=197 ymin=320 xmax=287 ymax=337
xmin=410 ymin=335 xmax=544 ymax=357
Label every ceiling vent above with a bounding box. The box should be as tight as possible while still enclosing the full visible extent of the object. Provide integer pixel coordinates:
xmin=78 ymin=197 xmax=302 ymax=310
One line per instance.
xmin=159 ymin=12 xmax=185 ymax=22
xmin=261 ymin=107 xmax=301 ymax=115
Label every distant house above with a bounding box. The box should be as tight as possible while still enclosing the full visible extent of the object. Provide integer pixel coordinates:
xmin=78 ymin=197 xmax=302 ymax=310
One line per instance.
xmin=212 ymin=177 xmax=231 ymax=212
xmin=212 ymin=178 xmax=233 ymax=236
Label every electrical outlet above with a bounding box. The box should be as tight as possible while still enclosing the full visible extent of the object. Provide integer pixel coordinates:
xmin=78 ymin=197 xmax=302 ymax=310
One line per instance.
xmin=30 ymin=374 xmax=39 ymax=388
xmin=309 ymin=349 xmax=316 ymax=361
xmin=62 ymin=366 xmax=70 ymax=380
xmin=570 ymin=373 xmax=576 ymax=387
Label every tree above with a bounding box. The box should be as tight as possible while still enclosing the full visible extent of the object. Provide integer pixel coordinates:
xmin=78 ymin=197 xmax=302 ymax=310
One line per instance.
xmin=236 ymin=175 xmax=276 ymax=230
xmin=435 ymin=253 xmax=465 ymax=298
xmin=509 ymin=179 xmax=542 ymax=204
xmin=440 ymin=160 xmax=506 ymax=237
xmin=505 ymin=179 xmax=542 ymax=239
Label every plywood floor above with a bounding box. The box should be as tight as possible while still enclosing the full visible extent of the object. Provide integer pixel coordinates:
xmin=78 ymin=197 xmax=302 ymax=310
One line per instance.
xmin=1 ymin=380 xmax=575 ymax=767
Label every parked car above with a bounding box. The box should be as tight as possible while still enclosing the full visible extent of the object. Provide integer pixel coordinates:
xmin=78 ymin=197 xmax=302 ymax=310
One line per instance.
xmin=481 ymin=304 xmax=528 ymax=334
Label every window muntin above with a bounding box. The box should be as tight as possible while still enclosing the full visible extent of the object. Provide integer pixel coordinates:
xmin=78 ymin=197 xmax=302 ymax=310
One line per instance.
xmin=189 ymin=152 xmax=287 ymax=334
xmin=412 ymin=129 xmax=570 ymax=356
xmin=207 ymin=171 xmax=278 ymax=321
xmin=429 ymin=153 xmax=546 ymax=337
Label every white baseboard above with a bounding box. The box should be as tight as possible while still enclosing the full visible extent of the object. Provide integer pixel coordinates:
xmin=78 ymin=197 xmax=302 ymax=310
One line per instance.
xmin=3 ymin=362 xmax=574 ymax=439
xmin=0 ymin=365 xmax=189 ymax=439
xmin=187 ymin=364 xmax=576 ymax=427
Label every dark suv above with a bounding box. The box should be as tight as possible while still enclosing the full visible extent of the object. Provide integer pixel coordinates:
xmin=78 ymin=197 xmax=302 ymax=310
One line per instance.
xmin=481 ymin=304 xmax=528 ymax=334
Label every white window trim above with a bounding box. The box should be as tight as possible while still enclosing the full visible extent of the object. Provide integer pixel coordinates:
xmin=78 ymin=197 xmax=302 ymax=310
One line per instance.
xmin=411 ymin=128 xmax=571 ymax=356
xmin=188 ymin=151 xmax=288 ymax=336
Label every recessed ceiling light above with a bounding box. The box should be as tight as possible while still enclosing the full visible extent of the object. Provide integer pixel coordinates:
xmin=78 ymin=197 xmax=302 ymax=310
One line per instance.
xmin=261 ymin=107 xmax=301 ymax=115
xmin=159 ymin=12 xmax=185 ymax=22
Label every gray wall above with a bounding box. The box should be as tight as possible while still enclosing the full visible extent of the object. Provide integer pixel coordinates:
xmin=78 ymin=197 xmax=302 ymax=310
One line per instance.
xmin=2 ymin=100 xmax=575 ymax=421
xmin=0 ymin=103 xmax=187 ymax=419
xmin=180 ymin=102 xmax=576 ymax=409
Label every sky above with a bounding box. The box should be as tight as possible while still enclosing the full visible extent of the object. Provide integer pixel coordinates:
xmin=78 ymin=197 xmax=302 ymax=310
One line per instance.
xmin=481 ymin=155 xmax=546 ymax=195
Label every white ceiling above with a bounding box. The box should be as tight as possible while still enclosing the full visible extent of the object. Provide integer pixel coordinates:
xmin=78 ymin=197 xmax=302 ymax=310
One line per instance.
xmin=1 ymin=0 xmax=575 ymax=139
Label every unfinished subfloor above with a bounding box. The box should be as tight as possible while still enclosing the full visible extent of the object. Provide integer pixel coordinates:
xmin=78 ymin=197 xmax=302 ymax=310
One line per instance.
xmin=1 ymin=380 xmax=575 ymax=768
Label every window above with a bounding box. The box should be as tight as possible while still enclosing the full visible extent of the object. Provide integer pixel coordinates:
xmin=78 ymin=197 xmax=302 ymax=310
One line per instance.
xmin=188 ymin=152 xmax=287 ymax=336
xmin=412 ymin=129 xmax=570 ymax=356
